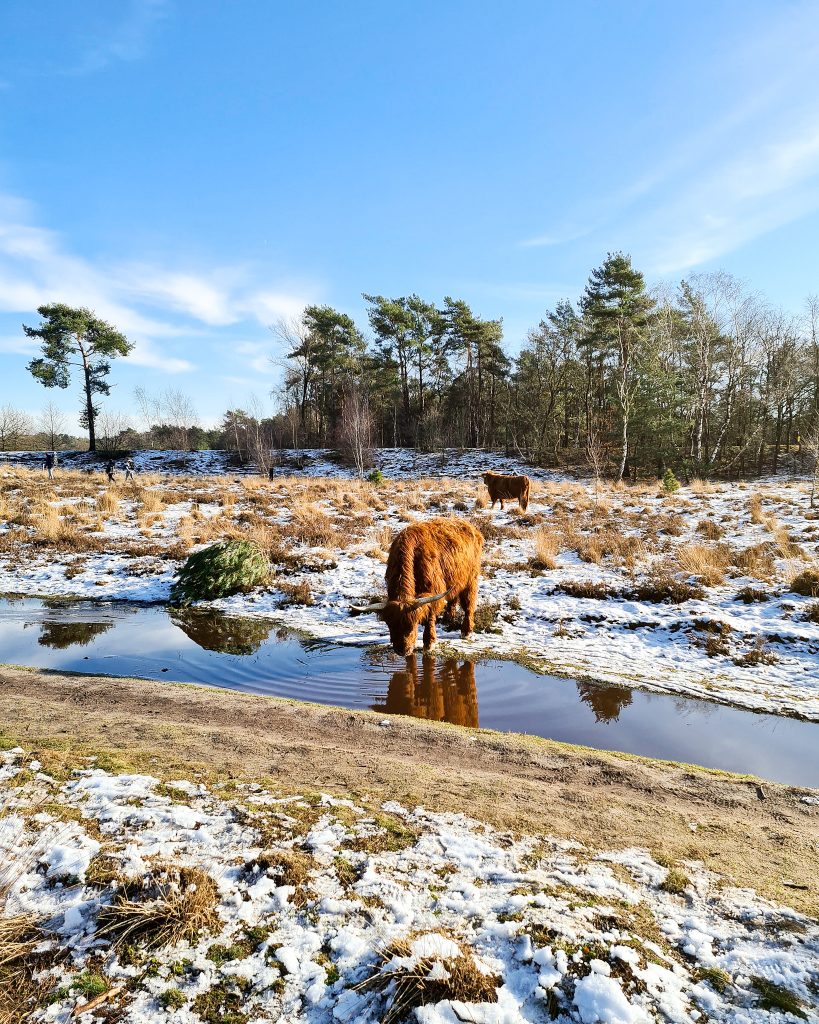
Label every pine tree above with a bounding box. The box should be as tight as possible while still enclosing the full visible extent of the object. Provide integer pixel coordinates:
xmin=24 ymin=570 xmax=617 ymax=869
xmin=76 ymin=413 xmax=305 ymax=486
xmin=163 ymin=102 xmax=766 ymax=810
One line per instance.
xmin=24 ymin=304 xmax=133 ymax=452
xmin=580 ymin=253 xmax=654 ymax=481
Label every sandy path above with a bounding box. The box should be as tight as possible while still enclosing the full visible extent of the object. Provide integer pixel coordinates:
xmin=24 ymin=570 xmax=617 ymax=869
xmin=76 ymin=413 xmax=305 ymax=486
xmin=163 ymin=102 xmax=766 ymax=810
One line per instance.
xmin=1 ymin=663 xmax=817 ymax=917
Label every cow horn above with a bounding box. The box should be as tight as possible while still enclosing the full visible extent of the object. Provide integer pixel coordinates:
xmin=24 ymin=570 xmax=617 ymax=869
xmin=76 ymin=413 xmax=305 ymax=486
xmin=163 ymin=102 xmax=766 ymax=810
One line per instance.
xmin=350 ymin=600 xmax=390 ymax=614
xmin=407 ymin=590 xmax=450 ymax=610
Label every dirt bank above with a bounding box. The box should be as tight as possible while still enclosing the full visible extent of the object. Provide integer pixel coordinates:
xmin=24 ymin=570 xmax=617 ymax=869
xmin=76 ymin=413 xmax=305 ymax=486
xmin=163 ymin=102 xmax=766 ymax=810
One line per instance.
xmin=1 ymin=664 xmax=817 ymax=917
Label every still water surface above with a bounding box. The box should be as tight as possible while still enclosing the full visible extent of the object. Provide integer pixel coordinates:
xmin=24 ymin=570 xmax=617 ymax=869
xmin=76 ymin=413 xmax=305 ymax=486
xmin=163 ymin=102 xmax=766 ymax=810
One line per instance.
xmin=0 ymin=598 xmax=816 ymax=787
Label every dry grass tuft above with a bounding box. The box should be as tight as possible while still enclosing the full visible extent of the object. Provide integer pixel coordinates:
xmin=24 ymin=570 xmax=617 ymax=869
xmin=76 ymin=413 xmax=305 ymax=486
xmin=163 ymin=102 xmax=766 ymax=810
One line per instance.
xmin=97 ymin=864 xmax=220 ymax=949
xmin=557 ymin=580 xmax=618 ymax=600
xmin=356 ymin=933 xmax=500 ymax=1024
xmin=676 ymin=542 xmax=731 ymax=587
xmin=530 ymin=528 xmax=559 ymax=570
xmin=696 ymin=518 xmax=725 ymax=541
xmin=733 ymin=542 xmax=777 ymax=582
xmin=289 ymin=505 xmax=345 ymax=548
xmin=790 ymin=567 xmax=819 ymax=598
xmin=96 ymin=490 xmax=120 ymax=515
xmin=748 ymin=493 xmax=765 ymax=524
xmin=735 ymin=585 xmax=770 ymax=603
xmin=139 ymin=489 xmax=164 ymax=516
xmin=0 ymin=915 xmax=45 ymax=1024
xmin=629 ymin=570 xmax=706 ymax=604
xmin=253 ymin=849 xmax=313 ymax=889
xmin=771 ymin=523 xmax=805 ymax=561
xmin=278 ymin=580 xmax=314 ymax=606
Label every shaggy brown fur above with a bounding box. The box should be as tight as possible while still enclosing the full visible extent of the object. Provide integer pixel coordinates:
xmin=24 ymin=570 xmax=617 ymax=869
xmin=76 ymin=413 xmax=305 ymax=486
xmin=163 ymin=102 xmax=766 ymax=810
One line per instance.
xmin=381 ymin=517 xmax=483 ymax=655
xmin=482 ymin=471 xmax=530 ymax=511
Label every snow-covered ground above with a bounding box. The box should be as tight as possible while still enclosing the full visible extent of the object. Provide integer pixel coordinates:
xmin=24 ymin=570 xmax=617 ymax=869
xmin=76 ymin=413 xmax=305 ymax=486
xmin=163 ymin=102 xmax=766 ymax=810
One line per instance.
xmin=0 ymin=448 xmax=563 ymax=480
xmin=1 ymin=459 xmax=818 ymax=720
xmin=2 ymin=745 xmax=817 ymax=1024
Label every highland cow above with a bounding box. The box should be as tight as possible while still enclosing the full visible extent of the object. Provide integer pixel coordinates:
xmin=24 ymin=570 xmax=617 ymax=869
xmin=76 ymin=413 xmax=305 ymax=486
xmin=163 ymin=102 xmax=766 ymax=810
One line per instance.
xmin=481 ymin=470 xmax=530 ymax=511
xmin=351 ymin=517 xmax=483 ymax=655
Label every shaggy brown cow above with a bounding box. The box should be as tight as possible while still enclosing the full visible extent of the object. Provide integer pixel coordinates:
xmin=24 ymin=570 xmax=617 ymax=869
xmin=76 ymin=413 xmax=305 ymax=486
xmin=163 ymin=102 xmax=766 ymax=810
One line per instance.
xmin=351 ymin=517 xmax=483 ymax=656
xmin=481 ymin=470 xmax=530 ymax=511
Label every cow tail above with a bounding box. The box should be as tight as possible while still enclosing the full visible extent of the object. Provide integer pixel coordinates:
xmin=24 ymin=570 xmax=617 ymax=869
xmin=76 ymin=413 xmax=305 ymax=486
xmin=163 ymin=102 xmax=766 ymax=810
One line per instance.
xmin=521 ymin=477 xmax=530 ymax=510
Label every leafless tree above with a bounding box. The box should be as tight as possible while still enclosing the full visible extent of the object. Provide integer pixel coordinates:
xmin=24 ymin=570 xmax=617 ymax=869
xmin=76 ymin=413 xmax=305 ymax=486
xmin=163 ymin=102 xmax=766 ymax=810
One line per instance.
xmin=270 ymin=315 xmax=313 ymax=433
xmin=586 ymin=428 xmax=606 ymax=503
xmin=245 ymin=395 xmax=274 ymax=476
xmin=803 ymin=421 xmax=819 ymax=508
xmin=38 ymin=401 xmax=67 ymax=451
xmin=0 ymin=405 xmax=32 ymax=451
xmin=134 ymin=386 xmax=199 ymax=449
xmin=337 ymin=378 xmax=374 ymax=477
xmin=96 ymin=409 xmax=132 ymax=451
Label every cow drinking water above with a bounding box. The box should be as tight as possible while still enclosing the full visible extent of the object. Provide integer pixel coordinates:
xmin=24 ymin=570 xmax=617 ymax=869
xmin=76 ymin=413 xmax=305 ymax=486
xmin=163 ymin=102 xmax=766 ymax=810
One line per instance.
xmin=351 ymin=517 xmax=483 ymax=655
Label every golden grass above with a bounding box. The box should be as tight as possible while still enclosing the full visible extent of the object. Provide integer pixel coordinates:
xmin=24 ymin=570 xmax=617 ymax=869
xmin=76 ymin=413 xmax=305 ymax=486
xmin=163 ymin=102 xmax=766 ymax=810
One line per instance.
xmin=356 ymin=933 xmax=499 ymax=1024
xmin=0 ymin=915 xmax=44 ymax=1024
xmin=732 ymin=543 xmax=777 ymax=582
xmin=676 ymin=542 xmax=731 ymax=587
xmin=689 ymin=478 xmax=719 ymax=494
xmin=97 ymin=864 xmax=220 ymax=950
xmin=790 ymin=567 xmax=819 ymax=597
xmin=696 ymin=518 xmax=725 ymax=541
xmin=531 ymin=527 xmax=560 ymax=570
xmin=139 ymin=490 xmax=164 ymax=515
xmin=96 ymin=489 xmax=121 ymax=515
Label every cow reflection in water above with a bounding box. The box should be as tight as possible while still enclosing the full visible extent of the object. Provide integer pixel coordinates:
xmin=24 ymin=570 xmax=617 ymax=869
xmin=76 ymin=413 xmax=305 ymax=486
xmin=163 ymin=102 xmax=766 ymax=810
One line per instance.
xmin=374 ymin=655 xmax=478 ymax=728
xmin=577 ymin=681 xmax=633 ymax=723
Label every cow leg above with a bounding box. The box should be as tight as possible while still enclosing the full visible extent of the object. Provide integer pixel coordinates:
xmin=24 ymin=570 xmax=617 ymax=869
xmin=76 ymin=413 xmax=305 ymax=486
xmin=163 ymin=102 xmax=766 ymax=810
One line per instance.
xmin=460 ymin=581 xmax=478 ymax=638
xmin=499 ymin=498 xmax=504 ymax=511
xmin=423 ymin=615 xmax=437 ymax=649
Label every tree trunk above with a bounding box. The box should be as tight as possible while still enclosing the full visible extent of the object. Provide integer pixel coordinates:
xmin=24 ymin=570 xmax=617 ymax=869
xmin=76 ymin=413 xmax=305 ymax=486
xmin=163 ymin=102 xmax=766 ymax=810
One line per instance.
xmin=79 ymin=342 xmax=97 ymax=452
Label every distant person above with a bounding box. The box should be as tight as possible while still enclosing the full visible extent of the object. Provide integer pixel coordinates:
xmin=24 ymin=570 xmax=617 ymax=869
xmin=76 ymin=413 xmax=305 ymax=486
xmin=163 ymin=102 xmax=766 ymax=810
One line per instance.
xmin=124 ymin=458 xmax=136 ymax=481
xmin=105 ymin=459 xmax=115 ymax=483
xmin=44 ymin=451 xmax=55 ymax=480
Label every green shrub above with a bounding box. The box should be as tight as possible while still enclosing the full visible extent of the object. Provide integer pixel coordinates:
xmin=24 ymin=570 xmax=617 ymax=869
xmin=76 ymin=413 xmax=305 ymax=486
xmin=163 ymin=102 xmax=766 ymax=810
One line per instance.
xmin=72 ymin=972 xmax=108 ymax=998
xmin=159 ymin=987 xmax=187 ymax=1010
xmin=367 ymin=468 xmax=384 ymax=485
xmin=662 ymin=469 xmax=680 ymax=493
xmin=751 ymin=976 xmax=807 ymax=1019
xmin=170 ymin=540 xmax=270 ymax=605
xmin=661 ymin=868 xmax=690 ymax=894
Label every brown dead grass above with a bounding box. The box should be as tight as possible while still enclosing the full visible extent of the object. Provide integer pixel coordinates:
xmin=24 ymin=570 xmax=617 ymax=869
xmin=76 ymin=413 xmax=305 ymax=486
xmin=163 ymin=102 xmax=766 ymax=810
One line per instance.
xmin=96 ymin=490 xmax=120 ymax=515
xmin=749 ymin=493 xmax=765 ymax=524
xmin=531 ymin=528 xmax=560 ymax=570
xmin=676 ymin=542 xmax=732 ymax=587
xmin=356 ymin=933 xmax=499 ymax=1024
xmin=732 ymin=543 xmax=778 ymax=582
xmin=97 ymin=864 xmax=220 ymax=950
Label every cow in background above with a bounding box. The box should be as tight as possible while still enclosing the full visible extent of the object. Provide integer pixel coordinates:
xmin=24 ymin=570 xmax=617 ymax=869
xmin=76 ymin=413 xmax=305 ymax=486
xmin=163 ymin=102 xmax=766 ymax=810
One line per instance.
xmin=351 ymin=517 xmax=483 ymax=655
xmin=481 ymin=470 xmax=530 ymax=511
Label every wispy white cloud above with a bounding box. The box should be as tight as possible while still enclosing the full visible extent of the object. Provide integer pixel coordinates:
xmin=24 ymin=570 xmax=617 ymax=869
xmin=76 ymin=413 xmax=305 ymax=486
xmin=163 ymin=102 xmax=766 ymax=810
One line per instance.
xmin=520 ymin=2 xmax=819 ymax=274
xmin=70 ymin=0 xmax=171 ymax=76
xmin=0 ymin=193 xmax=317 ymax=376
xmin=519 ymin=225 xmax=595 ymax=249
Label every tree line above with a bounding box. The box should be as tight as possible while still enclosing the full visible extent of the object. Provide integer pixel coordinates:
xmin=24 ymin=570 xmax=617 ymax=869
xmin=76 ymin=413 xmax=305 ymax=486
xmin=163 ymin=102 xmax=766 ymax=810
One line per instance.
xmin=17 ymin=255 xmax=819 ymax=479
xmin=273 ymin=255 xmax=819 ymax=479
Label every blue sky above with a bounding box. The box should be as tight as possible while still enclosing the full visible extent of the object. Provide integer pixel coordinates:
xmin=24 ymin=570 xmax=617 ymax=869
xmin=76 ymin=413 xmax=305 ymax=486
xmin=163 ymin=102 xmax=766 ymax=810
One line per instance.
xmin=2 ymin=0 xmax=819 ymax=429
